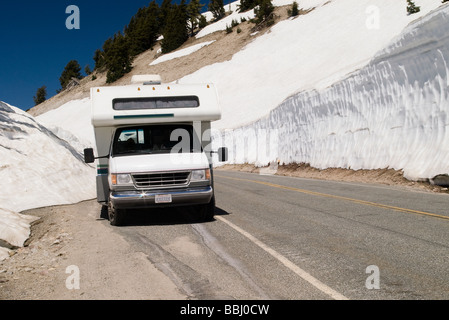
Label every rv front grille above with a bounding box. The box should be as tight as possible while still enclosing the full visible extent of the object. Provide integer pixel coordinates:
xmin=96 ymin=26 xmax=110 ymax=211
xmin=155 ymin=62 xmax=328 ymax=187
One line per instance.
xmin=132 ymin=171 xmax=191 ymax=189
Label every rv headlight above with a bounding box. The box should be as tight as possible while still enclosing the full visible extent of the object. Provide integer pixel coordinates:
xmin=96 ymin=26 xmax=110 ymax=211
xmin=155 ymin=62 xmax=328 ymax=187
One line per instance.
xmin=111 ymin=174 xmax=133 ymax=185
xmin=191 ymin=169 xmax=211 ymax=181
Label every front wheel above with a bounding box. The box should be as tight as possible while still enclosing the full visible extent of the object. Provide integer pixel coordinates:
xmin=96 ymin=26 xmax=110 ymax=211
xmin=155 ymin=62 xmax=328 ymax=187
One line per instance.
xmin=108 ymin=201 xmax=125 ymax=226
xmin=198 ymin=196 xmax=216 ymax=222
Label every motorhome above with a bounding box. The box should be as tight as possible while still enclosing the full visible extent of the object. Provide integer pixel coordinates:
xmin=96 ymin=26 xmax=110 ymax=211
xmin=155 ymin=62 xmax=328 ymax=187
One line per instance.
xmin=84 ymin=75 xmax=227 ymax=226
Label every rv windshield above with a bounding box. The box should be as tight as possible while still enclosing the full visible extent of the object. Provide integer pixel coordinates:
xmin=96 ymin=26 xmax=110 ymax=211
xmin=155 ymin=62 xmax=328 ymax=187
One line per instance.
xmin=112 ymin=124 xmax=201 ymax=157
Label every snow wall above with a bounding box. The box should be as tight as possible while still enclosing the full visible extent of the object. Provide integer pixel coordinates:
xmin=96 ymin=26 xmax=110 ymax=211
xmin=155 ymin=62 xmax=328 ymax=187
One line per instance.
xmin=0 ymin=102 xmax=95 ymax=214
xmin=216 ymin=5 xmax=449 ymax=181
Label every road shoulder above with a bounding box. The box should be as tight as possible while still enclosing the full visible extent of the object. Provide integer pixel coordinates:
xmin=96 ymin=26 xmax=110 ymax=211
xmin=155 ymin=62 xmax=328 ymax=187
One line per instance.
xmin=0 ymin=200 xmax=186 ymax=300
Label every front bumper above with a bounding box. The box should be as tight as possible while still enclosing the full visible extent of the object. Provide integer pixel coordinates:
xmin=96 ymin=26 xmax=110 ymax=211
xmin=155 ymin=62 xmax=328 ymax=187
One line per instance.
xmin=110 ymin=186 xmax=213 ymax=209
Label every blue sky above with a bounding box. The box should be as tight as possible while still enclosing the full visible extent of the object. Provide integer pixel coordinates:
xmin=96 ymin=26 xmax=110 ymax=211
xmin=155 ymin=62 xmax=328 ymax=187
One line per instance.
xmin=0 ymin=0 xmax=213 ymax=111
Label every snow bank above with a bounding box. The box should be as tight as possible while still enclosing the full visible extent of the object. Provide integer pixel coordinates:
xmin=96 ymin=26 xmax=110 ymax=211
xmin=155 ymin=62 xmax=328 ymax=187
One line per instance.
xmin=0 ymin=101 xmax=95 ymax=256
xmin=150 ymin=41 xmax=216 ymax=66
xmin=36 ymin=97 xmax=95 ymax=150
xmin=182 ymin=0 xmax=443 ymax=130
xmin=0 ymin=101 xmax=95 ymax=212
xmin=216 ymin=3 xmax=449 ymax=181
xmin=0 ymin=208 xmax=39 ymax=248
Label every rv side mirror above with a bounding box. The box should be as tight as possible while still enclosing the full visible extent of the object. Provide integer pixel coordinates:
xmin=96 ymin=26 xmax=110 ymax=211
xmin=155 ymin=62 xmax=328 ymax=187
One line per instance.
xmin=218 ymin=147 xmax=228 ymax=162
xmin=84 ymin=148 xmax=95 ymax=164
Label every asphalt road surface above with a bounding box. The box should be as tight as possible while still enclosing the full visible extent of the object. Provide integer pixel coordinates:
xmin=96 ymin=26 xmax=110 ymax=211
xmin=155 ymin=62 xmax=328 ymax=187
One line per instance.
xmin=108 ymin=169 xmax=449 ymax=300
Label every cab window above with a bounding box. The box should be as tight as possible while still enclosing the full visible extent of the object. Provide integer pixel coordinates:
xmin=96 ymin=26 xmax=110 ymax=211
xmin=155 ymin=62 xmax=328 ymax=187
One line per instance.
xmin=112 ymin=125 xmax=200 ymax=157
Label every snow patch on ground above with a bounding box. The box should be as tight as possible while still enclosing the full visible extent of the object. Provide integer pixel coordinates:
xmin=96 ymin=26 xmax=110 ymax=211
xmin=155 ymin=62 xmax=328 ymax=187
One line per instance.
xmin=150 ymin=41 xmax=216 ymax=66
xmin=197 ymin=7 xmax=255 ymax=39
xmin=199 ymin=0 xmax=330 ymax=36
xmin=0 ymin=208 xmax=39 ymax=248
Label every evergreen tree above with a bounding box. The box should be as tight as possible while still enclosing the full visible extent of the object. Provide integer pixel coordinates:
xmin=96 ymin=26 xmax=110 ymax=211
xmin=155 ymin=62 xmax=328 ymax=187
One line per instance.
xmin=238 ymin=0 xmax=258 ymax=12
xmin=125 ymin=8 xmax=146 ymax=55
xmin=289 ymin=1 xmax=299 ymax=17
xmin=84 ymin=64 xmax=92 ymax=75
xmin=93 ymin=1 xmax=161 ymax=82
xmin=59 ymin=60 xmax=82 ymax=91
xmin=199 ymin=14 xmax=207 ymax=29
xmin=159 ymin=0 xmax=173 ymax=34
xmin=187 ymin=0 xmax=204 ymax=37
xmin=104 ymin=32 xmax=133 ymax=83
xmin=255 ymin=0 xmax=274 ymax=25
xmin=161 ymin=1 xmax=189 ymax=54
xmin=93 ymin=49 xmax=105 ymax=71
xmin=406 ymin=0 xmax=420 ymax=15
xmin=209 ymin=0 xmax=225 ymax=21
xmin=125 ymin=1 xmax=160 ymax=56
xmin=33 ymin=86 xmax=47 ymax=105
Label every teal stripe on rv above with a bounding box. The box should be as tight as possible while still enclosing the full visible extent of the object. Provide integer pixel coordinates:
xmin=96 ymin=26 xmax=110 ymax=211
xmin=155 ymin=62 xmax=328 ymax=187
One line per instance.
xmin=114 ymin=114 xmax=175 ymax=120
xmin=97 ymin=164 xmax=108 ymax=175
xmin=97 ymin=168 xmax=109 ymax=175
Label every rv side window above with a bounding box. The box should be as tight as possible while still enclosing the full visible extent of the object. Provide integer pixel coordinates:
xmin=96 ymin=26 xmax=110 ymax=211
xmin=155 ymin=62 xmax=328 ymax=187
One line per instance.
xmin=113 ymin=96 xmax=200 ymax=110
xmin=112 ymin=125 xmax=201 ymax=157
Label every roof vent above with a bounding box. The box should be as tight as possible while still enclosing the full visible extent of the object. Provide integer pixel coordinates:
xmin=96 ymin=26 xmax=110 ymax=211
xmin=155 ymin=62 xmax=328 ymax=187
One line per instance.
xmin=131 ymin=74 xmax=162 ymax=85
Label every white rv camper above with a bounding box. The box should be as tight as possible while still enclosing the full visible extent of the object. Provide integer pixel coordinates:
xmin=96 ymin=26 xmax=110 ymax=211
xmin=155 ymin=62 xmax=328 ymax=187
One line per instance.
xmin=84 ymin=75 xmax=228 ymax=226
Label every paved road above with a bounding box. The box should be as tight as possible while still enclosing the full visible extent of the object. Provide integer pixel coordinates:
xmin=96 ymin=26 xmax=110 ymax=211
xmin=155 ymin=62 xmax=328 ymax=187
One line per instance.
xmin=110 ymin=170 xmax=449 ymax=300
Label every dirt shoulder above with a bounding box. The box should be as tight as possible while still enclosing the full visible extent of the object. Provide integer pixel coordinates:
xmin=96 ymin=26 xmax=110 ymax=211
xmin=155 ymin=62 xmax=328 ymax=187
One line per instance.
xmin=0 ymin=200 xmax=186 ymax=300
xmin=217 ymin=163 xmax=449 ymax=195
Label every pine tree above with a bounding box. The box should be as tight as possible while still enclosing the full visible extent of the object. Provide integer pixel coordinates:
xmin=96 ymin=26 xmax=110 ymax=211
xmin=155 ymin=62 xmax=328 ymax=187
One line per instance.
xmin=187 ymin=0 xmax=203 ymax=37
xmin=238 ymin=0 xmax=258 ymax=12
xmin=84 ymin=65 xmax=92 ymax=75
xmin=290 ymin=1 xmax=299 ymax=17
xmin=161 ymin=1 xmax=189 ymax=54
xmin=59 ymin=60 xmax=82 ymax=91
xmin=159 ymin=0 xmax=173 ymax=34
xmin=255 ymin=0 xmax=274 ymax=25
xmin=104 ymin=32 xmax=133 ymax=83
xmin=125 ymin=2 xmax=160 ymax=56
xmin=33 ymin=86 xmax=47 ymax=106
xmin=92 ymin=1 xmax=162 ymax=82
xmin=93 ymin=49 xmax=105 ymax=71
xmin=199 ymin=14 xmax=207 ymax=29
xmin=406 ymin=0 xmax=420 ymax=15
xmin=209 ymin=0 xmax=225 ymax=21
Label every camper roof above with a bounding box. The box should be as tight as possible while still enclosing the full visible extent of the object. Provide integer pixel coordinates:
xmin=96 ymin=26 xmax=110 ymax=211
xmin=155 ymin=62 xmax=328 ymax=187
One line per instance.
xmin=91 ymin=82 xmax=222 ymax=127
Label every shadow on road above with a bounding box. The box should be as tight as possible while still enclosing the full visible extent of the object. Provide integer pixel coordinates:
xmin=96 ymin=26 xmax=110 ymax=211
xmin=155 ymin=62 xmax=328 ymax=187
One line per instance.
xmin=99 ymin=205 xmax=230 ymax=227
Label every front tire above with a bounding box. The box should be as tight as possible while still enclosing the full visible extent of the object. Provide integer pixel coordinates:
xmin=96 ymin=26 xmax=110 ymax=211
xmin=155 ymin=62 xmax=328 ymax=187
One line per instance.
xmin=108 ymin=201 xmax=125 ymax=226
xmin=198 ymin=196 xmax=216 ymax=222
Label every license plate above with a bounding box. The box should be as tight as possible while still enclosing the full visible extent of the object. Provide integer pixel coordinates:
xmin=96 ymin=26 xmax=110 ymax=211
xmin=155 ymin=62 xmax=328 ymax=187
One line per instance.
xmin=155 ymin=194 xmax=172 ymax=204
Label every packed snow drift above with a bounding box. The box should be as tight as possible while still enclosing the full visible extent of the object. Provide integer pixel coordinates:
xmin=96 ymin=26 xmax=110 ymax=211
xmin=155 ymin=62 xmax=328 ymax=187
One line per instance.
xmin=214 ymin=2 xmax=449 ymax=181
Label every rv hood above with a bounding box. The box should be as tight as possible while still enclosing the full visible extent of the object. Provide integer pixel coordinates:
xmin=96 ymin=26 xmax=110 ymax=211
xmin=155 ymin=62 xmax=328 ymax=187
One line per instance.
xmin=109 ymin=152 xmax=210 ymax=174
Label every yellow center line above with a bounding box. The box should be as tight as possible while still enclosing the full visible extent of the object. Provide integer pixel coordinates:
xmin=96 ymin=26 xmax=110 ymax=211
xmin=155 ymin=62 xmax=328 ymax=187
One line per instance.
xmin=216 ymin=174 xmax=449 ymax=221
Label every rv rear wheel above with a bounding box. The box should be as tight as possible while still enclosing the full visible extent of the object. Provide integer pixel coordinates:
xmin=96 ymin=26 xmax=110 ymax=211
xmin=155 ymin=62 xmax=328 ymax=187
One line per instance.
xmin=108 ymin=201 xmax=125 ymax=226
